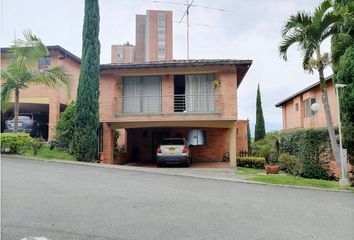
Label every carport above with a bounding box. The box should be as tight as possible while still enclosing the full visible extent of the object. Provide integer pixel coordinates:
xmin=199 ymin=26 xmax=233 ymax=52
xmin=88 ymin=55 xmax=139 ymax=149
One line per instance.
xmin=100 ymin=120 xmax=237 ymax=167
xmin=1 ymin=101 xmax=67 ymax=140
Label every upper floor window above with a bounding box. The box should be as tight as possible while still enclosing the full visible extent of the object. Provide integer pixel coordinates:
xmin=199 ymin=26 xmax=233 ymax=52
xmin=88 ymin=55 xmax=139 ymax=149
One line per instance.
xmin=295 ymin=103 xmax=299 ymax=112
xmin=38 ymin=56 xmax=51 ymax=68
xmin=304 ymin=98 xmax=316 ymax=117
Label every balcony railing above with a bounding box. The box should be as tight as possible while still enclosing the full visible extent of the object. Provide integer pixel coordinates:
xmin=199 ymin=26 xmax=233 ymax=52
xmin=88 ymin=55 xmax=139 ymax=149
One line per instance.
xmin=113 ymin=94 xmax=223 ymax=115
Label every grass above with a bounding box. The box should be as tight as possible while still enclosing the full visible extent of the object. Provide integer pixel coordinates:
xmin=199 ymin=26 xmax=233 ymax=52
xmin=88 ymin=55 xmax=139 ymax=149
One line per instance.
xmin=23 ymin=145 xmax=76 ymax=161
xmin=246 ymin=175 xmax=343 ymax=189
xmin=235 ymin=166 xmax=354 ymax=190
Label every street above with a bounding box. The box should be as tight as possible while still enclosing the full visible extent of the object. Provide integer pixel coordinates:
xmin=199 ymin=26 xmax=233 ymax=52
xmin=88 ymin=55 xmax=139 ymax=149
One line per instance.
xmin=2 ymin=156 xmax=354 ymax=240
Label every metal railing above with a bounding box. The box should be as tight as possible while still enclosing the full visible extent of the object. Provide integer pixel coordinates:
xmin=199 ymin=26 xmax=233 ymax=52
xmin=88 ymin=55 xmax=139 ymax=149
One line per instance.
xmin=113 ymin=94 xmax=223 ymax=115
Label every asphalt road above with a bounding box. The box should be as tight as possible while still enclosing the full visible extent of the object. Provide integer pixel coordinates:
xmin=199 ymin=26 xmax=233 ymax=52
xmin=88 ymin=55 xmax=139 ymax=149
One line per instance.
xmin=2 ymin=156 xmax=354 ymax=240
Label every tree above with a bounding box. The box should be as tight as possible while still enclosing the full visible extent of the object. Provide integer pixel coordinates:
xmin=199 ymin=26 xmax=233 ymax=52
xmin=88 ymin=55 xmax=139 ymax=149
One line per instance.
xmin=331 ymin=0 xmax=354 ymax=72
xmin=255 ymin=84 xmax=266 ymax=141
xmin=335 ymin=47 xmax=354 ymax=157
xmin=1 ymin=30 xmax=71 ymax=132
xmin=55 ymin=102 xmax=76 ymax=153
xmin=279 ymin=0 xmax=341 ymax=163
xmin=73 ymin=0 xmax=100 ymax=162
xmin=247 ymin=118 xmax=252 ymax=152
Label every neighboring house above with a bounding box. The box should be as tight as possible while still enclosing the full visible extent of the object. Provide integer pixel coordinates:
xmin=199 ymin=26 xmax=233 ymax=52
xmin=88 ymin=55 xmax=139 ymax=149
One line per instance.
xmin=0 ymin=46 xmax=81 ymax=139
xmin=98 ymin=59 xmax=252 ymax=167
xmin=275 ymin=76 xmax=338 ymax=131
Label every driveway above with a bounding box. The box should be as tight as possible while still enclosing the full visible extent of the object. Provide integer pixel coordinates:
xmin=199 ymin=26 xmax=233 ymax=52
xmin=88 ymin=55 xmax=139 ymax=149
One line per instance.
xmin=2 ymin=156 xmax=354 ymax=240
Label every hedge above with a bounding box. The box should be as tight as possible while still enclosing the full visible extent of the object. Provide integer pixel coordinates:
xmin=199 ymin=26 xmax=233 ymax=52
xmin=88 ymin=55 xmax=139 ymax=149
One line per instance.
xmin=279 ymin=128 xmax=332 ymax=179
xmin=237 ymin=157 xmax=266 ymax=169
xmin=0 ymin=133 xmax=34 ymax=154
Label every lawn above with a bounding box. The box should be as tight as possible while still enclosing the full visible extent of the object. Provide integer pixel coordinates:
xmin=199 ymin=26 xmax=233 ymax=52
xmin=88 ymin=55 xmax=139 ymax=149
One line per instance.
xmin=23 ymin=145 xmax=76 ymax=161
xmin=235 ymin=167 xmax=354 ymax=190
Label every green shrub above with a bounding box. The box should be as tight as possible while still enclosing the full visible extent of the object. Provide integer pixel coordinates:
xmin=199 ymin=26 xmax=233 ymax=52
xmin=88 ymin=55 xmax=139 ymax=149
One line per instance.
xmin=32 ymin=137 xmax=44 ymax=155
xmin=54 ymin=102 xmax=76 ymax=153
xmin=279 ymin=153 xmax=302 ymax=177
xmin=0 ymin=133 xmax=33 ymax=153
xmin=279 ymin=128 xmax=330 ymax=179
xmin=237 ymin=157 xmax=266 ymax=169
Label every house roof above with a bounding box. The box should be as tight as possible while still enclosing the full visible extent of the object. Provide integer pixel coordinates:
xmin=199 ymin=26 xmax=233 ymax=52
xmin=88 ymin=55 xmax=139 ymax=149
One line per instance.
xmin=1 ymin=45 xmax=81 ymax=64
xmin=100 ymin=59 xmax=253 ymax=85
xmin=275 ymin=75 xmax=333 ymax=107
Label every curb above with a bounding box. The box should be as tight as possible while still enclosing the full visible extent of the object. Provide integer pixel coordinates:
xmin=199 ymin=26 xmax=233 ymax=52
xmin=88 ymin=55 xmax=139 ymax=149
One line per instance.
xmin=4 ymin=154 xmax=354 ymax=193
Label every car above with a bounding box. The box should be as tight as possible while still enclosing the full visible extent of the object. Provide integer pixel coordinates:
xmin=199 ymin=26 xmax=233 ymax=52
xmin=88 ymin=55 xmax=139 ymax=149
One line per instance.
xmin=4 ymin=113 xmax=48 ymax=139
xmin=156 ymin=138 xmax=191 ymax=167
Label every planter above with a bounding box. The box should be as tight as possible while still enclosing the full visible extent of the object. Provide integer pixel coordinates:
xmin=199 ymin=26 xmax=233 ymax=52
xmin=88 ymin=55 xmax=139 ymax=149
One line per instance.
xmin=265 ymin=165 xmax=280 ymax=174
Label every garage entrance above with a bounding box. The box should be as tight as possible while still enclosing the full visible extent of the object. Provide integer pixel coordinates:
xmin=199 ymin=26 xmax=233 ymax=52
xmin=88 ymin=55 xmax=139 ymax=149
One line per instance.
xmin=123 ymin=127 xmax=230 ymax=165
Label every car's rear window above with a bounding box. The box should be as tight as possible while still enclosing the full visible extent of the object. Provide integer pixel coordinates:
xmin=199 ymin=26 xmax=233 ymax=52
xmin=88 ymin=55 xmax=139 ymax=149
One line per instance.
xmin=161 ymin=139 xmax=185 ymax=145
xmin=9 ymin=115 xmax=31 ymax=120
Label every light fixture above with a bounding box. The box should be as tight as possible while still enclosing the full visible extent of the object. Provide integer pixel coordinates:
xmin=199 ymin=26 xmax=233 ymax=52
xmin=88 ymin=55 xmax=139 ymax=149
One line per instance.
xmin=311 ymin=102 xmax=320 ymax=112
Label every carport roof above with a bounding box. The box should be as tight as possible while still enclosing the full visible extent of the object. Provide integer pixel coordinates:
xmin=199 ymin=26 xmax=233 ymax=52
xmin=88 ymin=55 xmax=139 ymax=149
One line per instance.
xmin=100 ymin=59 xmax=252 ymax=86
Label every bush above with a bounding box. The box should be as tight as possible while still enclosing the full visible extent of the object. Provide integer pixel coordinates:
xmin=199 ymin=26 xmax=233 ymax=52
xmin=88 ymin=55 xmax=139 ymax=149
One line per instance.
xmin=237 ymin=157 xmax=266 ymax=169
xmin=0 ymin=133 xmax=33 ymax=154
xmin=279 ymin=153 xmax=302 ymax=177
xmin=54 ymin=102 xmax=76 ymax=153
xmin=279 ymin=128 xmax=331 ymax=179
xmin=32 ymin=137 xmax=44 ymax=155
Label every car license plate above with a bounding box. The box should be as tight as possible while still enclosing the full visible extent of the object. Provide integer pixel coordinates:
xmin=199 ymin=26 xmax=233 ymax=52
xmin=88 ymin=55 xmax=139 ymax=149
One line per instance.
xmin=169 ymin=147 xmax=175 ymax=152
xmin=18 ymin=123 xmax=23 ymax=127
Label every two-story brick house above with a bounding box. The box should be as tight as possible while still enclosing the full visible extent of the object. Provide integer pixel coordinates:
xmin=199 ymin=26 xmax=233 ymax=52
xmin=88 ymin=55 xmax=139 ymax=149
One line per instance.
xmin=98 ymin=59 xmax=252 ymax=167
xmin=1 ymin=46 xmax=81 ymax=139
xmin=275 ymin=76 xmax=338 ymax=131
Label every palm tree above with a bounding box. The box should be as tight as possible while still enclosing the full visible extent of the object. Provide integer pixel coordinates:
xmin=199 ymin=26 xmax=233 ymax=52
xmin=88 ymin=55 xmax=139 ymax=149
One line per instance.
xmin=279 ymin=0 xmax=341 ymax=163
xmin=1 ymin=30 xmax=71 ymax=133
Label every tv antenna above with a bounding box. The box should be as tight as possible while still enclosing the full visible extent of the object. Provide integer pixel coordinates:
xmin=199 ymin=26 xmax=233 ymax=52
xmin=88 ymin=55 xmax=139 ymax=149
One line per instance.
xmin=145 ymin=0 xmax=226 ymax=59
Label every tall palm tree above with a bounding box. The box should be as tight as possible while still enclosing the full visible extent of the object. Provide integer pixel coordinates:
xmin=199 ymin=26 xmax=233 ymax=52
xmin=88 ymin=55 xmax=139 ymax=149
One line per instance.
xmin=1 ymin=30 xmax=71 ymax=133
xmin=279 ymin=0 xmax=341 ymax=163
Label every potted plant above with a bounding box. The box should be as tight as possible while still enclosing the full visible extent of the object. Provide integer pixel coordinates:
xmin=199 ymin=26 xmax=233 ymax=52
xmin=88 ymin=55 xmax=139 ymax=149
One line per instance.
xmin=212 ymin=79 xmax=221 ymax=88
xmin=264 ymin=151 xmax=280 ymax=174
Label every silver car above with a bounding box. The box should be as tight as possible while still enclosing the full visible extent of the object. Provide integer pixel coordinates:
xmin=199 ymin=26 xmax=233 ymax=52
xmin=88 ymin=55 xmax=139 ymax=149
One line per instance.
xmin=156 ymin=138 xmax=191 ymax=167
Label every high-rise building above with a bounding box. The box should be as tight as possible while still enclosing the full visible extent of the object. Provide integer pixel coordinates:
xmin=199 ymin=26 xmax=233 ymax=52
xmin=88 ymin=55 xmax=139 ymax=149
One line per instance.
xmin=135 ymin=10 xmax=173 ymax=62
xmin=111 ymin=42 xmax=135 ymax=63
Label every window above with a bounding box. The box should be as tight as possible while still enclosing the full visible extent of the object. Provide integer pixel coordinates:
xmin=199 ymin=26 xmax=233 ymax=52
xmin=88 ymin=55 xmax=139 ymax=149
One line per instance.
xmin=123 ymin=76 xmax=161 ymax=113
xmin=304 ymin=98 xmax=316 ymax=117
xmin=38 ymin=56 xmax=50 ymax=68
xmin=295 ymin=103 xmax=299 ymax=111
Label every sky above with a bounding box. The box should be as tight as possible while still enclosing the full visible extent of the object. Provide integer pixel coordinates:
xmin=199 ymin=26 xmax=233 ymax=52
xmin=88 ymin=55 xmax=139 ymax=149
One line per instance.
xmin=0 ymin=0 xmax=333 ymax=133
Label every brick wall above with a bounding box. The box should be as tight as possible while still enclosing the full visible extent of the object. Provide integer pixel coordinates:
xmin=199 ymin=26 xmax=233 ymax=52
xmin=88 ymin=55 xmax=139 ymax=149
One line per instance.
xmin=236 ymin=120 xmax=248 ymax=155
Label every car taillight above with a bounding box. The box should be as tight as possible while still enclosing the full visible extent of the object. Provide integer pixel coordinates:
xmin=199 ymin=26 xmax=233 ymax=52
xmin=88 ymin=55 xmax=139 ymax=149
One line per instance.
xmin=182 ymin=146 xmax=189 ymax=153
xmin=157 ymin=147 xmax=161 ymax=153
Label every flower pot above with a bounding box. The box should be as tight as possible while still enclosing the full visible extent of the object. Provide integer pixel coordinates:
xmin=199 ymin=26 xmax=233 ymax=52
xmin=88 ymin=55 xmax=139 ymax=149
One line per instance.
xmin=265 ymin=165 xmax=280 ymax=174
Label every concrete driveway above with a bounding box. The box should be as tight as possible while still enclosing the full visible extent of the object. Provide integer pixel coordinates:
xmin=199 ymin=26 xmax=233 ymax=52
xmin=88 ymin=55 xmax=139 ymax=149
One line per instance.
xmin=2 ymin=156 xmax=354 ymax=240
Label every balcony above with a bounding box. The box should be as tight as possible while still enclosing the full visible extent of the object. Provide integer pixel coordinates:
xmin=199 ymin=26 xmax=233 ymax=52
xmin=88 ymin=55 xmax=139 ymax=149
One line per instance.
xmin=113 ymin=94 xmax=224 ymax=116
